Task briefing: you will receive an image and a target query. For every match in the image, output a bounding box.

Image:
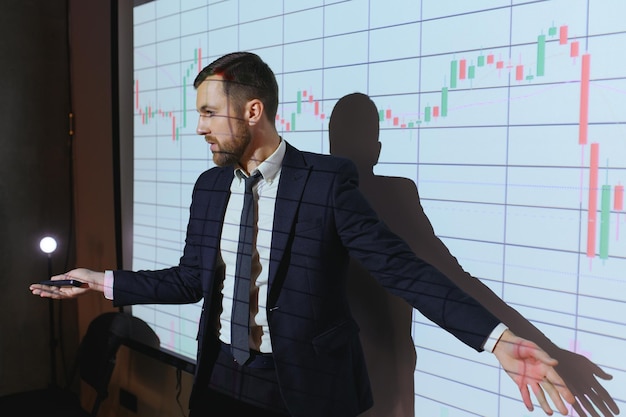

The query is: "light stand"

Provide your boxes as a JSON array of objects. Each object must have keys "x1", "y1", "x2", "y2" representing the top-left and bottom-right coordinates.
[{"x1": 40, "y1": 236, "x2": 58, "y2": 388}]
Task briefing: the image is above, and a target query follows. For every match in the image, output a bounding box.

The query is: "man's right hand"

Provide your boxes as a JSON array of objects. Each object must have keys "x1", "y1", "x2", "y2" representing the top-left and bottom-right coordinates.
[{"x1": 30, "y1": 268, "x2": 105, "y2": 299}]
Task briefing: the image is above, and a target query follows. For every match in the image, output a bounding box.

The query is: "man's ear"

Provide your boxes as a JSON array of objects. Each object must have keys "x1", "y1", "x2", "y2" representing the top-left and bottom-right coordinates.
[{"x1": 245, "y1": 99, "x2": 264, "y2": 126}]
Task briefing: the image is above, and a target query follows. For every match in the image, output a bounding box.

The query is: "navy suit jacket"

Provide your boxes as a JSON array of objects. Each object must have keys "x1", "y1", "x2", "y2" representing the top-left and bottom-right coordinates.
[{"x1": 113, "y1": 142, "x2": 500, "y2": 416}]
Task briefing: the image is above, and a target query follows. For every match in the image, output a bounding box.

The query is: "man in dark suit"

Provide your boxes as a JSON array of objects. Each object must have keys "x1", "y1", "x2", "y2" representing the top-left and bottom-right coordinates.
[{"x1": 31, "y1": 52, "x2": 575, "y2": 417}]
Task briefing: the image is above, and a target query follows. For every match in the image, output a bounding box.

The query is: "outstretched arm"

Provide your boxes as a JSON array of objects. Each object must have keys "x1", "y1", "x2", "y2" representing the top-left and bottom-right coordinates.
[
  {"x1": 29, "y1": 268, "x2": 105, "y2": 299},
  {"x1": 493, "y1": 329, "x2": 576, "y2": 415}
]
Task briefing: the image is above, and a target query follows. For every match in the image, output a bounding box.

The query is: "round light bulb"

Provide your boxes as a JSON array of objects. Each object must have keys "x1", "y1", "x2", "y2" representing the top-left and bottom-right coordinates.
[{"x1": 39, "y1": 236, "x2": 57, "y2": 254}]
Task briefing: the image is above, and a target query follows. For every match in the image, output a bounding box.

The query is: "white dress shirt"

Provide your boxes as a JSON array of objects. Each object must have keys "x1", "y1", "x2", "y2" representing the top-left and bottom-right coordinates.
[{"x1": 217, "y1": 139, "x2": 285, "y2": 353}]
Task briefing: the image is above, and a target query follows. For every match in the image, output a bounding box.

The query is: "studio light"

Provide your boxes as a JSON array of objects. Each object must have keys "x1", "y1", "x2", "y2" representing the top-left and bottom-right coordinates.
[
  {"x1": 39, "y1": 236, "x2": 57, "y2": 255},
  {"x1": 40, "y1": 235, "x2": 58, "y2": 387}
]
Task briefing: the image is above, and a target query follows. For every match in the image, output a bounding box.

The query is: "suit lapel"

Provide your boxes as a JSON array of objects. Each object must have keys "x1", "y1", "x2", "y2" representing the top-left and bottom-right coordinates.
[
  {"x1": 202, "y1": 146, "x2": 310, "y2": 307},
  {"x1": 207, "y1": 167, "x2": 233, "y2": 220},
  {"x1": 267, "y1": 143, "x2": 311, "y2": 301},
  {"x1": 200, "y1": 167, "x2": 233, "y2": 261}
]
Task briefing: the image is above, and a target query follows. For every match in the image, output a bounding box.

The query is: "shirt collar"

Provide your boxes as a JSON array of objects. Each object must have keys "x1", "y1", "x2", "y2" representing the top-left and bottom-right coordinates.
[{"x1": 234, "y1": 138, "x2": 286, "y2": 185}]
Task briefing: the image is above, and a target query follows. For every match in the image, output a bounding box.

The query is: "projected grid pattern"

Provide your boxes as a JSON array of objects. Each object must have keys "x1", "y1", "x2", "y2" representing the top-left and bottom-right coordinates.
[{"x1": 132, "y1": 1, "x2": 626, "y2": 415}]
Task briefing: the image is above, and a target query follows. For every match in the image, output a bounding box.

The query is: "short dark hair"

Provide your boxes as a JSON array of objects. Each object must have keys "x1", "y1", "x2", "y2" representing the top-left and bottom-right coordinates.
[{"x1": 194, "y1": 52, "x2": 279, "y2": 122}]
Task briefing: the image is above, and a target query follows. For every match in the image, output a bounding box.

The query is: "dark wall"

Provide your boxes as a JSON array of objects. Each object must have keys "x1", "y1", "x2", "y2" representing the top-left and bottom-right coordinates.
[
  {"x1": 0, "y1": 1, "x2": 191, "y2": 413},
  {"x1": 0, "y1": 0, "x2": 77, "y2": 395}
]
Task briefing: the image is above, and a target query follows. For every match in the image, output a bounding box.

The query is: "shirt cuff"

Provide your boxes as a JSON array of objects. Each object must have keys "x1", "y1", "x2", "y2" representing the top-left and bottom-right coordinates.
[
  {"x1": 483, "y1": 322, "x2": 508, "y2": 353},
  {"x1": 103, "y1": 270, "x2": 114, "y2": 300}
]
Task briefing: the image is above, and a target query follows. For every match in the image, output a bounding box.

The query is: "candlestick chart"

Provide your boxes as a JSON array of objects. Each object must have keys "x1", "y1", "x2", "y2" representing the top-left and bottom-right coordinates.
[{"x1": 131, "y1": 1, "x2": 626, "y2": 415}]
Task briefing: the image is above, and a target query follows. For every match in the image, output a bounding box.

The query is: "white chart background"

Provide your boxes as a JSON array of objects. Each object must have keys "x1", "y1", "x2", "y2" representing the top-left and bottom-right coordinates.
[{"x1": 131, "y1": 1, "x2": 626, "y2": 415}]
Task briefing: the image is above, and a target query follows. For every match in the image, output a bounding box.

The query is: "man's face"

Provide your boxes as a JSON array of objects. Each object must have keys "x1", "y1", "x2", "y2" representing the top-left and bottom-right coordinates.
[{"x1": 196, "y1": 75, "x2": 251, "y2": 167}]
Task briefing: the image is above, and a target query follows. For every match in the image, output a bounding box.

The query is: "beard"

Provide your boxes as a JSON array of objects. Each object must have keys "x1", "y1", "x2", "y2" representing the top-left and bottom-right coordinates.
[{"x1": 210, "y1": 119, "x2": 251, "y2": 167}]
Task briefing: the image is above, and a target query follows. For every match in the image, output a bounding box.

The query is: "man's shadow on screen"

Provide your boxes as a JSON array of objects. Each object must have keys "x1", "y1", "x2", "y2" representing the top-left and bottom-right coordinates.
[{"x1": 328, "y1": 92, "x2": 619, "y2": 417}]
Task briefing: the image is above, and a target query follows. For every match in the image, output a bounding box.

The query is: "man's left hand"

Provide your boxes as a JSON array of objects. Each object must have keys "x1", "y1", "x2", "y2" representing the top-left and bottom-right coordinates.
[{"x1": 493, "y1": 329, "x2": 576, "y2": 415}]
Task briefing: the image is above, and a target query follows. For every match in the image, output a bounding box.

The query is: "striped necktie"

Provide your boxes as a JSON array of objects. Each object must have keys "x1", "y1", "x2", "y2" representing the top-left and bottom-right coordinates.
[{"x1": 230, "y1": 172, "x2": 261, "y2": 365}]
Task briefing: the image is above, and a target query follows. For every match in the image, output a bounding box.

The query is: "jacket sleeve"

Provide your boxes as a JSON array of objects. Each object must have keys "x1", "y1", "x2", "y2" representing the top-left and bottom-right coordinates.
[
  {"x1": 111, "y1": 169, "x2": 223, "y2": 306},
  {"x1": 332, "y1": 158, "x2": 500, "y2": 351}
]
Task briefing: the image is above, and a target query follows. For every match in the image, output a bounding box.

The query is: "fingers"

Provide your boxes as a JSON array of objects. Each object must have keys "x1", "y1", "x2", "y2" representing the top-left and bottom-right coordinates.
[
  {"x1": 519, "y1": 384, "x2": 534, "y2": 412},
  {"x1": 29, "y1": 284, "x2": 64, "y2": 299},
  {"x1": 508, "y1": 345, "x2": 576, "y2": 416},
  {"x1": 548, "y1": 370, "x2": 576, "y2": 406},
  {"x1": 520, "y1": 372, "x2": 575, "y2": 416},
  {"x1": 520, "y1": 378, "x2": 564, "y2": 416},
  {"x1": 523, "y1": 343, "x2": 576, "y2": 415},
  {"x1": 30, "y1": 269, "x2": 95, "y2": 298},
  {"x1": 539, "y1": 376, "x2": 571, "y2": 416},
  {"x1": 531, "y1": 379, "x2": 553, "y2": 415},
  {"x1": 29, "y1": 273, "x2": 89, "y2": 299}
]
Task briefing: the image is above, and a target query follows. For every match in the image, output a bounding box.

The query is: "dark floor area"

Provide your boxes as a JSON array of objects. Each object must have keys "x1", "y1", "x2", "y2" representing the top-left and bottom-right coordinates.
[{"x1": 0, "y1": 387, "x2": 90, "y2": 417}]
